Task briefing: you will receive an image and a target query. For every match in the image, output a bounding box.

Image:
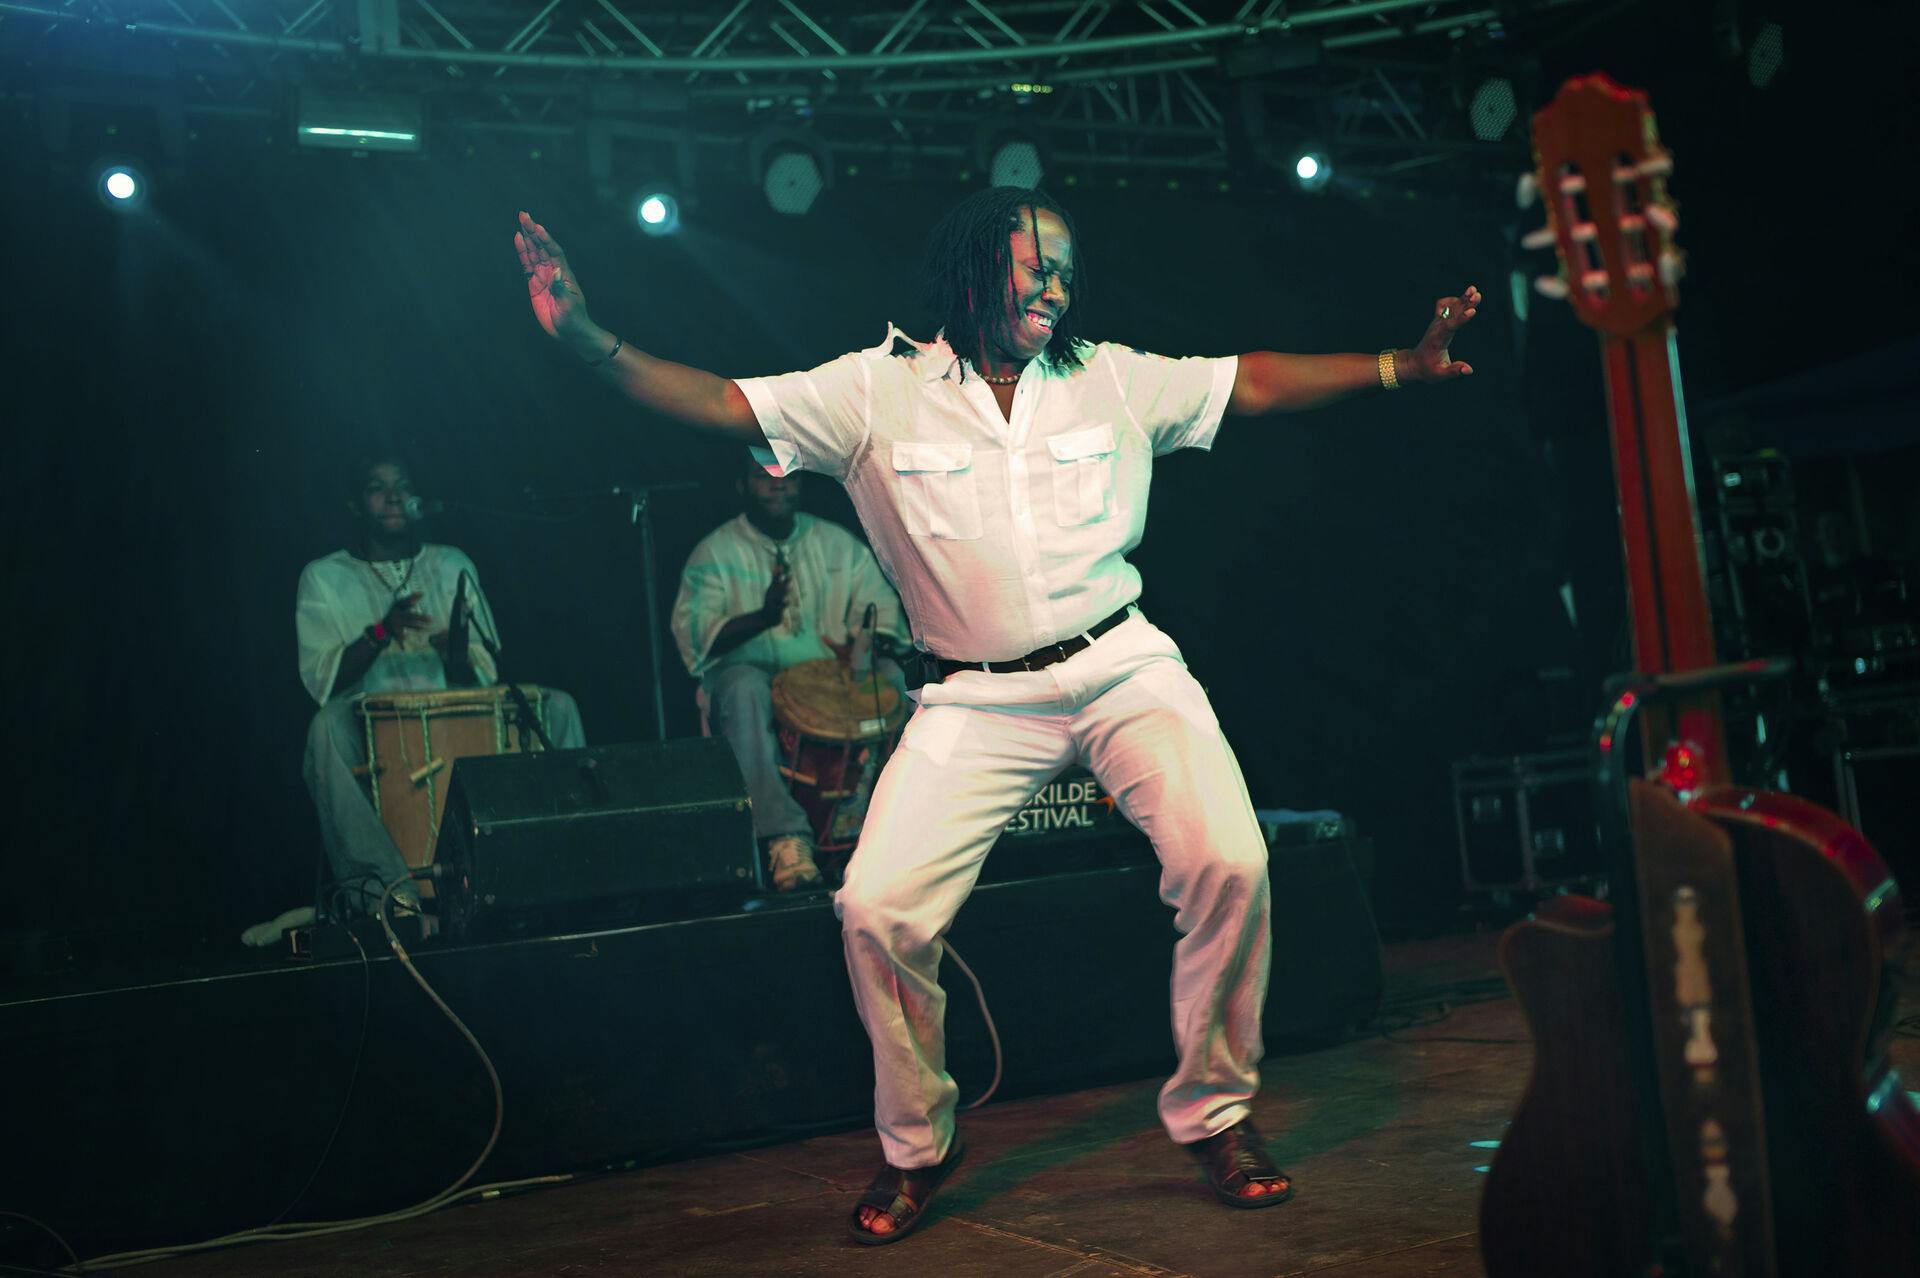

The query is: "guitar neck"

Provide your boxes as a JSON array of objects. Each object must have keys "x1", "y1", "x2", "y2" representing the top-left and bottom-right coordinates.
[{"x1": 1601, "y1": 324, "x2": 1730, "y2": 786}]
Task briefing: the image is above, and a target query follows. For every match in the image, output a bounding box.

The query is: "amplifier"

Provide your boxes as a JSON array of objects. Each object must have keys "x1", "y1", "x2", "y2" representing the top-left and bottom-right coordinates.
[
  {"x1": 1454, "y1": 749, "x2": 1602, "y2": 896},
  {"x1": 1260, "y1": 811, "x2": 1383, "y2": 1045},
  {"x1": 436, "y1": 739, "x2": 758, "y2": 936}
]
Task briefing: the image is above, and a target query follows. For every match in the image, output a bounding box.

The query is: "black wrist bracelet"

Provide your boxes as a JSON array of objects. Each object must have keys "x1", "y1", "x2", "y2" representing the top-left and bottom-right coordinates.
[{"x1": 585, "y1": 335, "x2": 623, "y2": 367}]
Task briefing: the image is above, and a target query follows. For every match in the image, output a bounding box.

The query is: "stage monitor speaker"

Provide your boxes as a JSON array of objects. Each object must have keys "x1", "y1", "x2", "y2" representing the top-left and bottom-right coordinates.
[
  {"x1": 939, "y1": 812, "x2": 1384, "y2": 1097},
  {"x1": 1263, "y1": 815, "x2": 1384, "y2": 1046},
  {"x1": 437, "y1": 738, "x2": 758, "y2": 936}
]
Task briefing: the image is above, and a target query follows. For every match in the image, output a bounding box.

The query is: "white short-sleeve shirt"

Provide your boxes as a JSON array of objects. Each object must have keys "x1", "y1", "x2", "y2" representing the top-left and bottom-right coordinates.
[
  {"x1": 670, "y1": 512, "x2": 910, "y2": 680},
  {"x1": 295, "y1": 544, "x2": 500, "y2": 705},
  {"x1": 736, "y1": 328, "x2": 1236, "y2": 662}
]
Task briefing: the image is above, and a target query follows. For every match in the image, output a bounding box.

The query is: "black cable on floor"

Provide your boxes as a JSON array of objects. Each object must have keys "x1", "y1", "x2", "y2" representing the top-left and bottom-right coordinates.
[
  {"x1": 0, "y1": 1212, "x2": 80, "y2": 1276},
  {"x1": 264, "y1": 929, "x2": 373, "y2": 1224}
]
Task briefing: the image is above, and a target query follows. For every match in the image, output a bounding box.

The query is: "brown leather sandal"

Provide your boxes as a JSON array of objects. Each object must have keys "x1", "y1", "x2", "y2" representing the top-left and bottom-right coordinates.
[
  {"x1": 847, "y1": 1139, "x2": 967, "y2": 1245},
  {"x1": 1186, "y1": 1119, "x2": 1294, "y2": 1209}
]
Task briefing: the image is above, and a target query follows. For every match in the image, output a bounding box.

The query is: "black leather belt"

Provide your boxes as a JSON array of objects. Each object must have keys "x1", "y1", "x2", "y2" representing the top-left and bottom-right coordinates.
[{"x1": 931, "y1": 607, "x2": 1134, "y2": 680}]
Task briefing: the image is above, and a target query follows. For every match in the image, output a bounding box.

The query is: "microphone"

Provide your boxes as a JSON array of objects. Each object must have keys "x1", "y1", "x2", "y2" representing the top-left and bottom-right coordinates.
[
  {"x1": 402, "y1": 496, "x2": 444, "y2": 521},
  {"x1": 852, "y1": 602, "x2": 879, "y2": 677}
]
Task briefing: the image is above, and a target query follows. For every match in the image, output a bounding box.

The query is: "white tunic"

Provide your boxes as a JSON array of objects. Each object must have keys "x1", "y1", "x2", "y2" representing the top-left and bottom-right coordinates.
[
  {"x1": 671, "y1": 512, "x2": 908, "y2": 680},
  {"x1": 295, "y1": 544, "x2": 500, "y2": 705},
  {"x1": 736, "y1": 326, "x2": 1235, "y2": 665}
]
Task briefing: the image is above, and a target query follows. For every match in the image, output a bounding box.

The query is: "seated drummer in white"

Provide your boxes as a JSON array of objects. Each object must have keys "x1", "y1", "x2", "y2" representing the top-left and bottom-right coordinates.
[
  {"x1": 296, "y1": 454, "x2": 585, "y2": 917},
  {"x1": 671, "y1": 452, "x2": 909, "y2": 891}
]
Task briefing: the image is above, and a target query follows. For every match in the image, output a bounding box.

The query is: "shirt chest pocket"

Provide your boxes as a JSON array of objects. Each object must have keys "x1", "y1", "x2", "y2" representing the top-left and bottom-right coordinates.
[
  {"x1": 1046, "y1": 424, "x2": 1119, "y2": 527},
  {"x1": 892, "y1": 441, "x2": 984, "y2": 541}
]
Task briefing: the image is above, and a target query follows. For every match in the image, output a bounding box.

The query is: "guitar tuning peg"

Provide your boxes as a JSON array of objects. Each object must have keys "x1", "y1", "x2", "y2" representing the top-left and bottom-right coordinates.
[
  {"x1": 1646, "y1": 204, "x2": 1679, "y2": 235},
  {"x1": 1534, "y1": 274, "x2": 1571, "y2": 300},
  {"x1": 1638, "y1": 149, "x2": 1674, "y2": 179},
  {"x1": 1521, "y1": 225, "x2": 1557, "y2": 251},
  {"x1": 1516, "y1": 172, "x2": 1539, "y2": 209},
  {"x1": 1659, "y1": 248, "x2": 1685, "y2": 290}
]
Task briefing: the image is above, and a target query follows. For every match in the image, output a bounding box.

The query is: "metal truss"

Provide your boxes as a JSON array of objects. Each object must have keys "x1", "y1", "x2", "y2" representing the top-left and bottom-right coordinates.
[{"x1": 0, "y1": 0, "x2": 1606, "y2": 184}]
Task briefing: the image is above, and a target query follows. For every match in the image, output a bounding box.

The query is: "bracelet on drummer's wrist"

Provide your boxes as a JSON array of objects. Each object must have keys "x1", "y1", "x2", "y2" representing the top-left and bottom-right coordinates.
[{"x1": 366, "y1": 622, "x2": 391, "y2": 648}]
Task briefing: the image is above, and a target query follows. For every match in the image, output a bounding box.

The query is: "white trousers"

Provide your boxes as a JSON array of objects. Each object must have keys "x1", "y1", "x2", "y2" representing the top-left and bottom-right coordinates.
[{"x1": 834, "y1": 613, "x2": 1271, "y2": 1170}]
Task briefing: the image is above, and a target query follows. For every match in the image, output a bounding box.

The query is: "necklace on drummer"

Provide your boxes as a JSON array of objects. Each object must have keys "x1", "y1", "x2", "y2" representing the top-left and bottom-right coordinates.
[{"x1": 367, "y1": 553, "x2": 418, "y2": 598}]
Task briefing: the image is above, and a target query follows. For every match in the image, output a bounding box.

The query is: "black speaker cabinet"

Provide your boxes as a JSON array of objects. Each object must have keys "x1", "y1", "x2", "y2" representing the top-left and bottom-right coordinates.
[
  {"x1": 437, "y1": 738, "x2": 758, "y2": 936},
  {"x1": 1263, "y1": 815, "x2": 1384, "y2": 1046}
]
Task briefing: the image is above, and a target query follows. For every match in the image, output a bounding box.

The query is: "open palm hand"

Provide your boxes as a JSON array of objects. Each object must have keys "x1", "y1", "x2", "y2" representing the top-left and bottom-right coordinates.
[{"x1": 515, "y1": 211, "x2": 591, "y2": 341}]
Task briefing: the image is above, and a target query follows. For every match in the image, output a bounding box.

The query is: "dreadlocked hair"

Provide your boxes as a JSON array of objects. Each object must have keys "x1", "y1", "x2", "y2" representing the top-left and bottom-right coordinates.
[{"x1": 920, "y1": 186, "x2": 1087, "y2": 380}]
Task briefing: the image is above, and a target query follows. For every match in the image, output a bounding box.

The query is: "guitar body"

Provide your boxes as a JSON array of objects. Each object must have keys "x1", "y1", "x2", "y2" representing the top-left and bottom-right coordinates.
[
  {"x1": 1696, "y1": 787, "x2": 1920, "y2": 1275},
  {"x1": 1485, "y1": 784, "x2": 1920, "y2": 1277},
  {"x1": 1484, "y1": 780, "x2": 1768, "y2": 1277},
  {"x1": 1480, "y1": 893, "x2": 1651, "y2": 1278}
]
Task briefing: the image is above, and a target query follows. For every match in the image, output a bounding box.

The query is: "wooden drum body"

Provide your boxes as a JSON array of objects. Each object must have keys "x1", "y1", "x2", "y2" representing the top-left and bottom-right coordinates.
[
  {"x1": 357, "y1": 686, "x2": 548, "y2": 889},
  {"x1": 770, "y1": 660, "x2": 906, "y2": 852}
]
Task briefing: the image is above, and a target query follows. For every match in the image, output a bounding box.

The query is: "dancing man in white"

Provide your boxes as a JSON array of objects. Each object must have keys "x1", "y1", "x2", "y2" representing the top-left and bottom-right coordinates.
[{"x1": 514, "y1": 188, "x2": 1479, "y2": 1242}]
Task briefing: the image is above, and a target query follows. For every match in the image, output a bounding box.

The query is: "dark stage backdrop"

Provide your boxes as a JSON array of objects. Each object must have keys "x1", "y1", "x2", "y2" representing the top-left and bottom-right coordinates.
[
  {"x1": 3, "y1": 9, "x2": 1916, "y2": 943},
  {"x1": 0, "y1": 145, "x2": 1550, "y2": 939}
]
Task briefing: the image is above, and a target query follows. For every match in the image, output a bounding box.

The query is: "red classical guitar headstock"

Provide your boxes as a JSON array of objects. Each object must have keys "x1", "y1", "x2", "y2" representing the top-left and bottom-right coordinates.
[{"x1": 1528, "y1": 73, "x2": 1683, "y2": 337}]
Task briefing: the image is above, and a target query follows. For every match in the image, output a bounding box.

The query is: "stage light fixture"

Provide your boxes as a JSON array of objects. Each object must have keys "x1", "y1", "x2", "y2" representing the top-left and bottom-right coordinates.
[
  {"x1": 763, "y1": 152, "x2": 823, "y2": 215},
  {"x1": 749, "y1": 131, "x2": 831, "y2": 216},
  {"x1": 97, "y1": 164, "x2": 146, "y2": 209},
  {"x1": 1469, "y1": 77, "x2": 1519, "y2": 142},
  {"x1": 1747, "y1": 22, "x2": 1784, "y2": 88},
  {"x1": 636, "y1": 189, "x2": 680, "y2": 236},
  {"x1": 296, "y1": 89, "x2": 422, "y2": 153},
  {"x1": 1292, "y1": 150, "x2": 1331, "y2": 193},
  {"x1": 989, "y1": 138, "x2": 1044, "y2": 189}
]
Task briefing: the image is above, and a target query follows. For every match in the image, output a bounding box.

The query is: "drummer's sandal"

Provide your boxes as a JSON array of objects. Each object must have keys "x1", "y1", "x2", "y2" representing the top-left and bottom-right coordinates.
[
  {"x1": 847, "y1": 1139, "x2": 967, "y2": 1245},
  {"x1": 1186, "y1": 1119, "x2": 1294, "y2": 1208},
  {"x1": 766, "y1": 835, "x2": 823, "y2": 892}
]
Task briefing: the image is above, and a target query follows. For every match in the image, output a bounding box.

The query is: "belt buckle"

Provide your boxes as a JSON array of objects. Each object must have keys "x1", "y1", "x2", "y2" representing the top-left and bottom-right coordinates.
[{"x1": 1026, "y1": 642, "x2": 1069, "y2": 672}]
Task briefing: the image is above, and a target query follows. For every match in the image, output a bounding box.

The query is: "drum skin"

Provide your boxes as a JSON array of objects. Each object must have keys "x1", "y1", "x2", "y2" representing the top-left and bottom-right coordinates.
[{"x1": 770, "y1": 659, "x2": 904, "y2": 742}]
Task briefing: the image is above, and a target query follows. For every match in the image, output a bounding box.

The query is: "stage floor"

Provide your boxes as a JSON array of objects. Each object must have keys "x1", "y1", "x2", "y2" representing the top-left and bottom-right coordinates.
[{"x1": 124, "y1": 929, "x2": 1920, "y2": 1278}]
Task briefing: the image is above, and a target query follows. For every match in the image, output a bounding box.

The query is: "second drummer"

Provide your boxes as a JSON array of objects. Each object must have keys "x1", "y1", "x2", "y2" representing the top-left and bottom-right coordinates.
[{"x1": 670, "y1": 452, "x2": 908, "y2": 891}]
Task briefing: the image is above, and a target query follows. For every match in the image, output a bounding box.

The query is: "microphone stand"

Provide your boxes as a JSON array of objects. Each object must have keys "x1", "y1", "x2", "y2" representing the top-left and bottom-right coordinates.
[
  {"x1": 476, "y1": 631, "x2": 557, "y2": 753},
  {"x1": 524, "y1": 480, "x2": 698, "y2": 741},
  {"x1": 450, "y1": 568, "x2": 552, "y2": 749}
]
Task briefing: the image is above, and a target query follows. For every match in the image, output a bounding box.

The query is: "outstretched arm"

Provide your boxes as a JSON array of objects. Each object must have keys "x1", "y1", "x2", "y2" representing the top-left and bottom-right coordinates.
[
  {"x1": 516, "y1": 211, "x2": 765, "y2": 444},
  {"x1": 1227, "y1": 286, "x2": 1481, "y2": 416}
]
